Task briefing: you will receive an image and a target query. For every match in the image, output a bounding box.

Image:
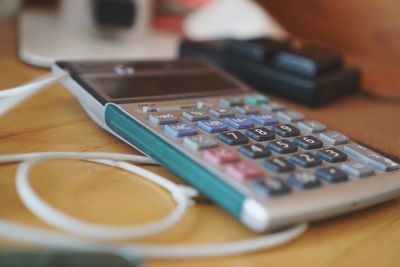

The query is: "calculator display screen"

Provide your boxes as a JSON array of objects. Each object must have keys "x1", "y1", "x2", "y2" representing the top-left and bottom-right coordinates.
[
  {"x1": 57, "y1": 60, "x2": 250, "y2": 104},
  {"x1": 83, "y1": 71, "x2": 239, "y2": 100}
]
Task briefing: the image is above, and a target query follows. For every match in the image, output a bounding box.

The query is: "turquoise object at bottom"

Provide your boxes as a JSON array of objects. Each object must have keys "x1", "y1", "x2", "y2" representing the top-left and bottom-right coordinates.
[{"x1": 105, "y1": 104, "x2": 245, "y2": 218}]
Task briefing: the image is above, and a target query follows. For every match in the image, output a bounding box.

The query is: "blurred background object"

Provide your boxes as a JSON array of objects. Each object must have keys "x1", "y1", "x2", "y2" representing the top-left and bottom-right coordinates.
[
  {"x1": 18, "y1": 0, "x2": 180, "y2": 67},
  {"x1": 18, "y1": 0, "x2": 282, "y2": 68},
  {"x1": 0, "y1": 0, "x2": 22, "y2": 18},
  {"x1": 256, "y1": 0, "x2": 400, "y2": 99},
  {"x1": 183, "y1": 0, "x2": 288, "y2": 41}
]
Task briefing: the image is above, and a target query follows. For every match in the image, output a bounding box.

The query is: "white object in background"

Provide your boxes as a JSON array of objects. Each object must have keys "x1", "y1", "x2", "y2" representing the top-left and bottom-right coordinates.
[
  {"x1": 183, "y1": 0, "x2": 289, "y2": 41},
  {"x1": 18, "y1": 0, "x2": 180, "y2": 68}
]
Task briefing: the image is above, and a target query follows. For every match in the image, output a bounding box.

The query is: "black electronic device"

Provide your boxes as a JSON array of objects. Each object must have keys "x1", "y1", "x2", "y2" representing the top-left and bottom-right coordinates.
[{"x1": 179, "y1": 38, "x2": 361, "y2": 106}]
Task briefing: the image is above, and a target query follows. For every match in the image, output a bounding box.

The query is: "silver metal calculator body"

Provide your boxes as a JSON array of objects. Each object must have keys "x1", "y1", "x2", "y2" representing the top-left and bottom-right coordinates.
[{"x1": 53, "y1": 59, "x2": 400, "y2": 232}]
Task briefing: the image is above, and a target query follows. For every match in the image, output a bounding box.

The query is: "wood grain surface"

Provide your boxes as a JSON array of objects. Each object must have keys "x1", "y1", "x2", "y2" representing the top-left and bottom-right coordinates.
[{"x1": 1, "y1": 18, "x2": 400, "y2": 267}]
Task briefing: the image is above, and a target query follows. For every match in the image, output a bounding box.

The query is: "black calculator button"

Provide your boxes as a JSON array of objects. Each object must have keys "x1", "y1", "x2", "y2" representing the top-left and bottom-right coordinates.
[
  {"x1": 294, "y1": 135, "x2": 323, "y2": 150},
  {"x1": 272, "y1": 124, "x2": 300, "y2": 137},
  {"x1": 263, "y1": 157, "x2": 295, "y2": 173},
  {"x1": 290, "y1": 152, "x2": 322, "y2": 168},
  {"x1": 315, "y1": 167, "x2": 348, "y2": 183},
  {"x1": 287, "y1": 172, "x2": 321, "y2": 189},
  {"x1": 246, "y1": 127, "x2": 275, "y2": 141},
  {"x1": 316, "y1": 147, "x2": 348, "y2": 163},
  {"x1": 252, "y1": 178, "x2": 291, "y2": 197},
  {"x1": 239, "y1": 144, "x2": 271, "y2": 159},
  {"x1": 267, "y1": 139, "x2": 298, "y2": 154},
  {"x1": 218, "y1": 131, "x2": 249, "y2": 145}
]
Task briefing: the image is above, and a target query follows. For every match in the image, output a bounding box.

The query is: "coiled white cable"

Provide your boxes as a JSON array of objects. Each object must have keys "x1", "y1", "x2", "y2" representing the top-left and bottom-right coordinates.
[{"x1": 0, "y1": 72, "x2": 308, "y2": 259}]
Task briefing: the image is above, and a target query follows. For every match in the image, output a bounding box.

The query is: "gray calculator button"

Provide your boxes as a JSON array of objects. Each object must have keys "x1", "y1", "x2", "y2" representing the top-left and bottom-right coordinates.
[
  {"x1": 277, "y1": 110, "x2": 304, "y2": 122},
  {"x1": 142, "y1": 106, "x2": 158, "y2": 112},
  {"x1": 182, "y1": 110, "x2": 210, "y2": 121},
  {"x1": 343, "y1": 143, "x2": 400, "y2": 172},
  {"x1": 341, "y1": 162, "x2": 374, "y2": 177},
  {"x1": 210, "y1": 108, "x2": 235, "y2": 118},
  {"x1": 149, "y1": 113, "x2": 177, "y2": 125},
  {"x1": 219, "y1": 97, "x2": 244, "y2": 108},
  {"x1": 298, "y1": 120, "x2": 326, "y2": 134},
  {"x1": 319, "y1": 131, "x2": 349, "y2": 145},
  {"x1": 184, "y1": 135, "x2": 217, "y2": 151},
  {"x1": 235, "y1": 105, "x2": 260, "y2": 115},
  {"x1": 262, "y1": 102, "x2": 285, "y2": 112}
]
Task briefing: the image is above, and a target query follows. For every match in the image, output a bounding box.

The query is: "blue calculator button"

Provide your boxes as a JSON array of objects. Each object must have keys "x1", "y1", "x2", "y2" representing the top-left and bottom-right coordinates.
[
  {"x1": 224, "y1": 116, "x2": 254, "y2": 129},
  {"x1": 250, "y1": 113, "x2": 278, "y2": 126},
  {"x1": 197, "y1": 120, "x2": 228, "y2": 133},
  {"x1": 164, "y1": 123, "x2": 197, "y2": 137}
]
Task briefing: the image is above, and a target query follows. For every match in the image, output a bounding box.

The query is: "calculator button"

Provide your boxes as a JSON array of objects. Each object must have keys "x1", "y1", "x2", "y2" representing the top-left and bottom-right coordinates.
[
  {"x1": 298, "y1": 120, "x2": 326, "y2": 134},
  {"x1": 267, "y1": 139, "x2": 298, "y2": 154},
  {"x1": 293, "y1": 135, "x2": 323, "y2": 150},
  {"x1": 340, "y1": 162, "x2": 374, "y2": 177},
  {"x1": 245, "y1": 94, "x2": 269, "y2": 105},
  {"x1": 226, "y1": 161, "x2": 263, "y2": 180},
  {"x1": 252, "y1": 178, "x2": 291, "y2": 197},
  {"x1": 246, "y1": 127, "x2": 275, "y2": 141},
  {"x1": 164, "y1": 123, "x2": 197, "y2": 137},
  {"x1": 220, "y1": 97, "x2": 244, "y2": 108},
  {"x1": 184, "y1": 135, "x2": 217, "y2": 151},
  {"x1": 210, "y1": 108, "x2": 235, "y2": 118},
  {"x1": 149, "y1": 113, "x2": 178, "y2": 125},
  {"x1": 203, "y1": 147, "x2": 239, "y2": 165},
  {"x1": 239, "y1": 144, "x2": 271, "y2": 159},
  {"x1": 142, "y1": 106, "x2": 158, "y2": 112},
  {"x1": 272, "y1": 124, "x2": 300, "y2": 137},
  {"x1": 343, "y1": 143, "x2": 400, "y2": 172},
  {"x1": 250, "y1": 113, "x2": 278, "y2": 126},
  {"x1": 315, "y1": 167, "x2": 348, "y2": 183},
  {"x1": 218, "y1": 131, "x2": 249, "y2": 145},
  {"x1": 316, "y1": 147, "x2": 348, "y2": 163},
  {"x1": 319, "y1": 131, "x2": 349, "y2": 145},
  {"x1": 262, "y1": 102, "x2": 285, "y2": 112},
  {"x1": 277, "y1": 110, "x2": 304, "y2": 122},
  {"x1": 182, "y1": 110, "x2": 210, "y2": 121},
  {"x1": 263, "y1": 157, "x2": 295, "y2": 173},
  {"x1": 287, "y1": 172, "x2": 321, "y2": 189},
  {"x1": 235, "y1": 105, "x2": 260, "y2": 115},
  {"x1": 290, "y1": 152, "x2": 322, "y2": 168},
  {"x1": 224, "y1": 116, "x2": 254, "y2": 129},
  {"x1": 197, "y1": 120, "x2": 228, "y2": 133}
]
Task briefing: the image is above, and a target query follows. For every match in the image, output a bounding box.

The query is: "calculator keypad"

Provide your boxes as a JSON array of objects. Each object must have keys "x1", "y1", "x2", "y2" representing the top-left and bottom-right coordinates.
[{"x1": 136, "y1": 93, "x2": 399, "y2": 201}]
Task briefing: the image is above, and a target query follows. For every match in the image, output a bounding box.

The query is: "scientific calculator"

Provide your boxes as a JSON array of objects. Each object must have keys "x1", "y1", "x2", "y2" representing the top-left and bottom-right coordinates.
[{"x1": 53, "y1": 59, "x2": 400, "y2": 232}]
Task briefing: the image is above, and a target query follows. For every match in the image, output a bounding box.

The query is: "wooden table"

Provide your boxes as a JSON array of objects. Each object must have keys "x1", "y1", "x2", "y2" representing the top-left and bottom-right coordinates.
[{"x1": 1, "y1": 19, "x2": 400, "y2": 267}]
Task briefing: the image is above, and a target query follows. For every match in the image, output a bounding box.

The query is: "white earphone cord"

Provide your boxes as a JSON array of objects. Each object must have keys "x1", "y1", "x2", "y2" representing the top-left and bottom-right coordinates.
[{"x1": 0, "y1": 73, "x2": 308, "y2": 259}]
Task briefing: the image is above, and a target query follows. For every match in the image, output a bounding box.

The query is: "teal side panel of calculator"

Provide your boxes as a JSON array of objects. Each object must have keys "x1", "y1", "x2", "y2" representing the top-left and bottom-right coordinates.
[{"x1": 104, "y1": 104, "x2": 246, "y2": 218}]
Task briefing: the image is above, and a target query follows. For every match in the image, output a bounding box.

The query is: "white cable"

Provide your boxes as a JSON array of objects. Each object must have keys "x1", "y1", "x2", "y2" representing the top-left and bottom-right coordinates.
[
  {"x1": 0, "y1": 72, "x2": 68, "y2": 98},
  {"x1": 0, "y1": 218, "x2": 307, "y2": 259},
  {"x1": 0, "y1": 72, "x2": 68, "y2": 117},
  {"x1": 13, "y1": 155, "x2": 195, "y2": 240}
]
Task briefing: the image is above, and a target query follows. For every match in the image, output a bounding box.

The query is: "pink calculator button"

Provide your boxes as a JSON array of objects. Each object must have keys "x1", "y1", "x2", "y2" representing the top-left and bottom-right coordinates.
[
  {"x1": 203, "y1": 147, "x2": 239, "y2": 165},
  {"x1": 225, "y1": 161, "x2": 263, "y2": 180}
]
